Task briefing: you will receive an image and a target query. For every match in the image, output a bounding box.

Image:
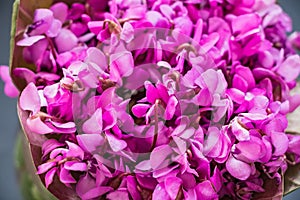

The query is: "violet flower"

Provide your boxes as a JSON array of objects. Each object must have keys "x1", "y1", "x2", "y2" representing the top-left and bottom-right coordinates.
[{"x1": 7, "y1": 0, "x2": 300, "y2": 199}]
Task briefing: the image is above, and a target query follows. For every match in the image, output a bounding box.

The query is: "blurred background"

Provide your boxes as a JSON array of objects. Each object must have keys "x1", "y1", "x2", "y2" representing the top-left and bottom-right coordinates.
[{"x1": 0, "y1": 0, "x2": 300, "y2": 199}]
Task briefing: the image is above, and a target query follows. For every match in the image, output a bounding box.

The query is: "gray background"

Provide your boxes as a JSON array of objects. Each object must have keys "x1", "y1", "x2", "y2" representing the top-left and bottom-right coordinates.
[{"x1": 0, "y1": 0, "x2": 299, "y2": 199}]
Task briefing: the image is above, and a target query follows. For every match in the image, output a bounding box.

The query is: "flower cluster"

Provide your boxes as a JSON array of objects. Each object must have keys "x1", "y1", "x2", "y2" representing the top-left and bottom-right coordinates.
[{"x1": 3, "y1": 0, "x2": 300, "y2": 199}]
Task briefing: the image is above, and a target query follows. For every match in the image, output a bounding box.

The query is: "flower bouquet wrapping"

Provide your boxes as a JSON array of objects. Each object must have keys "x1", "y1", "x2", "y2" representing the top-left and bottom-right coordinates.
[{"x1": 3, "y1": 0, "x2": 300, "y2": 199}]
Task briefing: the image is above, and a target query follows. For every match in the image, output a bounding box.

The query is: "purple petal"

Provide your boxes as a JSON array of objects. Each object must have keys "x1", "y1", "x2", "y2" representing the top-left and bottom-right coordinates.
[
  {"x1": 0, "y1": 66, "x2": 19, "y2": 98},
  {"x1": 82, "y1": 187, "x2": 113, "y2": 200},
  {"x1": 145, "y1": 81, "x2": 159, "y2": 104},
  {"x1": 226, "y1": 88, "x2": 245, "y2": 104},
  {"x1": 165, "y1": 95, "x2": 178, "y2": 120},
  {"x1": 232, "y1": 14, "x2": 261, "y2": 39},
  {"x1": 20, "y1": 82, "x2": 41, "y2": 114},
  {"x1": 110, "y1": 51, "x2": 134, "y2": 81},
  {"x1": 82, "y1": 108, "x2": 103, "y2": 134},
  {"x1": 31, "y1": 9, "x2": 54, "y2": 35},
  {"x1": 103, "y1": 109, "x2": 117, "y2": 130},
  {"x1": 232, "y1": 74, "x2": 248, "y2": 92},
  {"x1": 150, "y1": 145, "x2": 173, "y2": 169},
  {"x1": 132, "y1": 104, "x2": 151, "y2": 118},
  {"x1": 226, "y1": 155, "x2": 251, "y2": 180},
  {"x1": 37, "y1": 162, "x2": 56, "y2": 174},
  {"x1": 235, "y1": 137, "x2": 264, "y2": 162},
  {"x1": 287, "y1": 135, "x2": 300, "y2": 155},
  {"x1": 121, "y1": 22, "x2": 134, "y2": 43},
  {"x1": 50, "y1": 2, "x2": 68, "y2": 22},
  {"x1": 47, "y1": 19, "x2": 62, "y2": 37},
  {"x1": 193, "y1": 88, "x2": 213, "y2": 106},
  {"x1": 17, "y1": 35, "x2": 46, "y2": 46},
  {"x1": 59, "y1": 167, "x2": 76, "y2": 184},
  {"x1": 271, "y1": 132, "x2": 289, "y2": 156},
  {"x1": 195, "y1": 180, "x2": 218, "y2": 199},
  {"x1": 66, "y1": 141, "x2": 85, "y2": 160},
  {"x1": 277, "y1": 55, "x2": 300, "y2": 82},
  {"x1": 135, "y1": 160, "x2": 152, "y2": 171},
  {"x1": 45, "y1": 167, "x2": 57, "y2": 188},
  {"x1": 106, "y1": 133, "x2": 127, "y2": 152},
  {"x1": 55, "y1": 29, "x2": 78, "y2": 53},
  {"x1": 165, "y1": 177, "x2": 182, "y2": 199},
  {"x1": 64, "y1": 161, "x2": 87, "y2": 171},
  {"x1": 88, "y1": 21, "x2": 104, "y2": 35},
  {"x1": 127, "y1": 176, "x2": 142, "y2": 200},
  {"x1": 27, "y1": 117, "x2": 53, "y2": 134},
  {"x1": 77, "y1": 134, "x2": 104, "y2": 153},
  {"x1": 231, "y1": 118, "x2": 250, "y2": 141},
  {"x1": 152, "y1": 183, "x2": 170, "y2": 200},
  {"x1": 85, "y1": 47, "x2": 107, "y2": 71},
  {"x1": 107, "y1": 190, "x2": 129, "y2": 200},
  {"x1": 210, "y1": 167, "x2": 222, "y2": 192},
  {"x1": 203, "y1": 127, "x2": 222, "y2": 157},
  {"x1": 42, "y1": 139, "x2": 64, "y2": 156}
]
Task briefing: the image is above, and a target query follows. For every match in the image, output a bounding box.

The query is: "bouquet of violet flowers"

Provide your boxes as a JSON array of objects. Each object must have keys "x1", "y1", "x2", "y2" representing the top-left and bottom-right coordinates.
[{"x1": 2, "y1": 0, "x2": 300, "y2": 199}]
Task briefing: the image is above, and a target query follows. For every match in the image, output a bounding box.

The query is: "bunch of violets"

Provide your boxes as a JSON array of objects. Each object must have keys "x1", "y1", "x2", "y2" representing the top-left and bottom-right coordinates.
[{"x1": 2, "y1": 0, "x2": 300, "y2": 199}]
